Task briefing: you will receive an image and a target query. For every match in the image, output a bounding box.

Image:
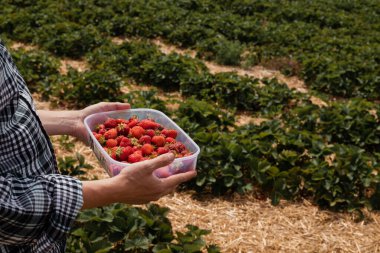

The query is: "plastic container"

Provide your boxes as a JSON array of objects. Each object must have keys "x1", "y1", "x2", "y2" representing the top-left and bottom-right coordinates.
[{"x1": 84, "y1": 108, "x2": 200, "y2": 178}]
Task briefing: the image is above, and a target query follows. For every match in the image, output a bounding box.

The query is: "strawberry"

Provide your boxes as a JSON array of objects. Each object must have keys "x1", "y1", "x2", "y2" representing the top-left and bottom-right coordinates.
[
  {"x1": 138, "y1": 119, "x2": 160, "y2": 130},
  {"x1": 166, "y1": 137, "x2": 176, "y2": 143},
  {"x1": 162, "y1": 129, "x2": 177, "y2": 138},
  {"x1": 94, "y1": 132, "x2": 102, "y2": 140},
  {"x1": 181, "y1": 150, "x2": 192, "y2": 157},
  {"x1": 119, "y1": 137, "x2": 131, "y2": 147},
  {"x1": 134, "y1": 149, "x2": 143, "y2": 156},
  {"x1": 119, "y1": 146, "x2": 133, "y2": 161},
  {"x1": 169, "y1": 142, "x2": 186, "y2": 153},
  {"x1": 167, "y1": 129, "x2": 178, "y2": 138},
  {"x1": 141, "y1": 144, "x2": 154, "y2": 156},
  {"x1": 104, "y1": 118, "x2": 118, "y2": 128},
  {"x1": 98, "y1": 128, "x2": 106, "y2": 135},
  {"x1": 116, "y1": 135, "x2": 124, "y2": 144},
  {"x1": 104, "y1": 128, "x2": 117, "y2": 139},
  {"x1": 130, "y1": 126, "x2": 145, "y2": 139},
  {"x1": 157, "y1": 147, "x2": 169, "y2": 155},
  {"x1": 145, "y1": 129, "x2": 155, "y2": 137},
  {"x1": 107, "y1": 147, "x2": 119, "y2": 160},
  {"x1": 117, "y1": 118, "x2": 129, "y2": 124},
  {"x1": 106, "y1": 138, "x2": 118, "y2": 148},
  {"x1": 95, "y1": 134, "x2": 106, "y2": 145},
  {"x1": 152, "y1": 135, "x2": 166, "y2": 147},
  {"x1": 117, "y1": 123, "x2": 129, "y2": 135},
  {"x1": 127, "y1": 117, "x2": 139, "y2": 128},
  {"x1": 128, "y1": 152, "x2": 143, "y2": 163},
  {"x1": 138, "y1": 135, "x2": 151, "y2": 144},
  {"x1": 95, "y1": 124, "x2": 105, "y2": 132}
]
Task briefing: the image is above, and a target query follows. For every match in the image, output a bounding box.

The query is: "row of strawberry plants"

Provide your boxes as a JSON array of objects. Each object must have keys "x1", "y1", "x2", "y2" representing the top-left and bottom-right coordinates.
[
  {"x1": 2, "y1": 0, "x2": 379, "y2": 98},
  {"x1": 9, "y1": 41, "x2": 301, "y2": 116},
  {"x1": 87, "y1": 40, "x2": 302, "y2": 115}
]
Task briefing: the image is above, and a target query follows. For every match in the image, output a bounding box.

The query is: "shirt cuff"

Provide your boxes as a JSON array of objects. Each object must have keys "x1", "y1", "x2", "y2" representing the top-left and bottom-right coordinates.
[{"x1": 40, "y1": 174, "x2": 83, "y2": 241}]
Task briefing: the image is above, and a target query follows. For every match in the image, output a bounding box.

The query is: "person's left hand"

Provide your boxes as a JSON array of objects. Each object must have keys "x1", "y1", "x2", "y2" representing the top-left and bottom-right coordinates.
[{"x1": 75, "y1": 102, "x2": 130, "y2": 144}]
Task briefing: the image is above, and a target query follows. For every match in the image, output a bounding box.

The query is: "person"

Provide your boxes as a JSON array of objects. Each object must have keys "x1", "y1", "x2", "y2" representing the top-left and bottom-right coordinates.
[{"x1": 0, "y1": 40, "x2": 197, "y2": 252}]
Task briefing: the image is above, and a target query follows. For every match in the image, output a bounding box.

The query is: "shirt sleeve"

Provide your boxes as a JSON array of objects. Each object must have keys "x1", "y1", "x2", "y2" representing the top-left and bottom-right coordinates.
[
  {"x1": 0, "y1": 173, "x2": 83, "y2": 246},
  {"x1": 0, "y1": 42, "x2": 18, "y2": 112}
]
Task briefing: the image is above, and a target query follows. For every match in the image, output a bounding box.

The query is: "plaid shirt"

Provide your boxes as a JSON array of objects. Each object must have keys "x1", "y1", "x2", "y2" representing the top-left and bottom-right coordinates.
[{"x1": 0, "y1": 41, "x2": 83, "y2": 252}]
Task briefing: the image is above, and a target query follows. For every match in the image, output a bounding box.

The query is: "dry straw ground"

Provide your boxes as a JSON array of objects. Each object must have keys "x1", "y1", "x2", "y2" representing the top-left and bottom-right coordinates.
[{"x1": 29, "y1": 38, "x2": 380, "y2": 252}]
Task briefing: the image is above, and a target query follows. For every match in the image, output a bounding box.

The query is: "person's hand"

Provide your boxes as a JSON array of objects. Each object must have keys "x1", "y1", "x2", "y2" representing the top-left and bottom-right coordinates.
[
  {"x1": 81, "y1": 153, "x2": 197, "y2": 209},
  {"x1": 75, "y1": 102, "x2": 130, "y2": 144}
]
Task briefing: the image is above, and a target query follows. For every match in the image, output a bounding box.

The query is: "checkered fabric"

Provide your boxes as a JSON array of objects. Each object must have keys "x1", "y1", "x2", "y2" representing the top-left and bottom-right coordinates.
[{"x1": 0, "y1": 40, "x2": 83, "y2": 252}]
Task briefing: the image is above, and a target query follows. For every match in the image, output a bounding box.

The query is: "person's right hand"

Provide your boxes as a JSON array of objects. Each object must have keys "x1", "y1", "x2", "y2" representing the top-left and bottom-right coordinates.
[{"x1": 81, "y1": 153, "x2": 197, "y2": 209}]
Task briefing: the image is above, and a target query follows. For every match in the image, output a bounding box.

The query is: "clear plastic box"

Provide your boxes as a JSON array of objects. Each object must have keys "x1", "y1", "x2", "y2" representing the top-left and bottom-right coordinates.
[{"x1": 84, "y1": 108, "x2": 200, "y2": 178}]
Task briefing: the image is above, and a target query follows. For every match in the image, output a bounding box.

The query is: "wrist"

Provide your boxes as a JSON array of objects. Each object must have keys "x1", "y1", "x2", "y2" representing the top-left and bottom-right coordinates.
[{"x1": 81, "y1": 178, "x2": 118, "y2": 209}]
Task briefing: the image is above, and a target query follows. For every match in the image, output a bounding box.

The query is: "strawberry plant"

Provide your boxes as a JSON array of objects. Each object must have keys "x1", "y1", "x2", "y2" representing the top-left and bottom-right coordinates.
[
  {"x1": 10, "y1": 48, "x2": 60, "y2": 96},
  {"x1": 51, "y1": 68, "x2": 123, "y2": 108},
  {"x1": 66, "y1": 203, "x2": 220, "y2": 253},
  {"x1": 57, "y1": 153, "x2": 94, "y2": 180}
]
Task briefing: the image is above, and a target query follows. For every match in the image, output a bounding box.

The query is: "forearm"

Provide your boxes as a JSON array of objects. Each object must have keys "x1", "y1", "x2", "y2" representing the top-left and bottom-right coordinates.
[{"x1": 37, "y1": 110, "x2": 81, "y2": 137}]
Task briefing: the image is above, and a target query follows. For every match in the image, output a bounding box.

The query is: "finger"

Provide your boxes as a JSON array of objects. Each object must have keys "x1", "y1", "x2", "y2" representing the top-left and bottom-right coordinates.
[
  {"x1": 101, "y1": 102, "x2": 131, "y2": 111},
  {"x1": 163, "y1": 170, "x2": 197, "y2": 188},
  {"x1": 130, "y1": 153, "x2": 175, "y2": 175}
]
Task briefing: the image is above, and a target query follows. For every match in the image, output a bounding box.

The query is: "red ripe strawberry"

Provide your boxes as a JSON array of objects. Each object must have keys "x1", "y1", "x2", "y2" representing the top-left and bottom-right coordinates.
[
  {"x1": 181, "y1": 150, "x2": 191, "y2": 157},
  {"x1": 127, "y1": 117, "x2": 139, "y2": 128},
  {"x1": 152, "y1": 135, "x2": 166, "y2": 147},
  {"x1": 117, "y1": 118, "x2": 129, "y2": 124},
  {"x1": 162, "y1": 129, "x2": 177, "y2": 138},
  {"x1": 98, "y1": 128, "x2": 106, "y2": 135},
  {"x1": 141, "y1": 144, "x2": 154, "y2": 156},
  {"x1": 166, "y1": 137, "x2": 176, "y2": 143},
  {"x1": 139, "y1": 135, "x2": 151, "y2": 144},
  {"x1": 128, "y1": 152, "x2": 143, "y2": 163},
  {"x1": 95, "y1": 124, "x2": 105, "y2": 132},
  {"x1": 94, "y1": 132, "x2": 102, "y2": 139},
  {"x1": 107, "y1": 147, "x2": 119, "y2": 160},
  {"x1": 116, "y1": 135, "x2": 124, "y2": 144},
  {"x1": 145, "y1": 129, "x2": 155, "y2": 137},
  {"x1": 138, "y1": 119, "x2": 161, "y2": 130},
  {"x1": 166, "y1": 129, "x2": 177, "y2": 138},
  {"x1": 134, "y1": 149, "x2": 143, "y2": 156},
  {"x1": 106, "y1": 139, "x2": 118, "y2": 148},
  {"x1": 95, "y1": 134, "x2": 106, "y2": 145},
  {"x1": 169, "y1": 142, "x2": 186, "y2": 153},
  {"x1": 157, "y1": 147, "x2": 169, "y2": 155},
  {"x1": 117, "y1": 123, "x2": 130, "y2": 135},
  {"x1": 104, "y1": 128, "x2": 117, "y2": 139},
  {"x1": 130, "y1": 126, "x2": 145, "y2": 139},
  {"x1": 119, "y1": 146, "x2": 133, "y2": 161},
  {"x1": 104, "y1": 118, "x2": 118, "y2": 128},
  {"x1": 119, "y1": 137, "x2": 131, "y2": 147}
]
